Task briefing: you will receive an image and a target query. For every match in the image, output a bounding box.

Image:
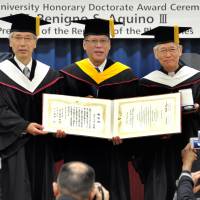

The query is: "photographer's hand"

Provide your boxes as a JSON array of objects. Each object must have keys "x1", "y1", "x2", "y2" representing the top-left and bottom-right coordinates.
[
  {"x1": 192, "y1": 171, "x2": 200, "y2": 193},
  {"x1": 181, "y1": 143, "x2": 197, "y2": 171},
  {"x1": 89, "y1": 182, "x2": 109, "y2": 200}
]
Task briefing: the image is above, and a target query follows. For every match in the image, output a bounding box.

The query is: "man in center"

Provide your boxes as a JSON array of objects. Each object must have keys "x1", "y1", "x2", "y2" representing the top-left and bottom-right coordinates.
[{"x1": 60, "y1": 18, "x2": 139, "y2": 200}]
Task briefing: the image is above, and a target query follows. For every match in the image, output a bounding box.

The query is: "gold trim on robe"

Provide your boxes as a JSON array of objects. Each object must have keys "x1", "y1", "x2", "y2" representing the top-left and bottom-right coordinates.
[{"x1": 75, "y1": 59, "x2": 130, "y2": 84}]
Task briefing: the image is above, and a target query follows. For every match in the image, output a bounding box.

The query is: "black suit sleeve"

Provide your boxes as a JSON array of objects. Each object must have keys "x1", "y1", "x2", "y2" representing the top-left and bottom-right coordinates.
[{"x1": 177, "y1": 175, "x2": 195, "y2": 200}]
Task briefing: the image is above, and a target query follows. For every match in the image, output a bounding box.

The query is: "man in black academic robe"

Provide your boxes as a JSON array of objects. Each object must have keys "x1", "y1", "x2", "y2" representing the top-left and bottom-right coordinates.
[
  {"x1": 133, "y1": 26, "x2": 200, "y2": 200},
  {"x1": 0, "y1": 14, "x2": 64, "y2": 200},
  {"x1": 0, "y1": 59, "x2": 63, "y2": 200},
  {"x1": 61, "y1": 58, "x2": 138, "y2": 200},
  {"x1": 60, "y1": 18, "x2": 138, "y2": 200},
  {"x1": 137, "y1": 62, "x2": 200, "y2": 200}
]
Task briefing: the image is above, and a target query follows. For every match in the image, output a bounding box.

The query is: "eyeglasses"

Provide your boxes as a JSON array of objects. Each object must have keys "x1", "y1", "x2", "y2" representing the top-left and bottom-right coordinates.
[
  {"x1": 12, "y1": 36, "x2": 36, "y2": 43},
  {"x1": 157, "y1": 47, "x2": 179, "y2": 55},
  {"x1": 85, "y1": 39, "x2": 109, "y2": 46}
]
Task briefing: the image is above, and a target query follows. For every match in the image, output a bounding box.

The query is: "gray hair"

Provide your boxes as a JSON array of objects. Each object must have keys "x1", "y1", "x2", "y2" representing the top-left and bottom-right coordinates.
[
  {"x1": 9, "y1": 32, "x2": 37, "y2": 41},
  {"x1": 153, "y1": 43, "x2": 182, "y2": 52}
]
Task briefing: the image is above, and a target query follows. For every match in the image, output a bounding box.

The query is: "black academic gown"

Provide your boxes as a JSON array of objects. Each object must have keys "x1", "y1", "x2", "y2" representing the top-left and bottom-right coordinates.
[
  {"x1": 60, "y1": 58, "x2": 138, "y2": 200},
  {"x1": 133, "y1": 65, "x2": 200, "y2": 200},
  {"x1": 0, "y1": 59, "x2": 63, "y2": 200}
]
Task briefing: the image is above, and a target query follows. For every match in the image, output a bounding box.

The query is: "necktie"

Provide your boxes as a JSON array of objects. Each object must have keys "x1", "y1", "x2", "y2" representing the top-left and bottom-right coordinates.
[
  {"x1": 23, "y1": 66, "x2": 30, "y2": 78},
  {"x1": 95, "y1": 67, "x2": 101, "y2": 72}
]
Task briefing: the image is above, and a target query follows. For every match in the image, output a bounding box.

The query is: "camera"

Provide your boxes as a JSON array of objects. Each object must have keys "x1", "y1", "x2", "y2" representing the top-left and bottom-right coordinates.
[{"x1": 190, "y1": 137, "x2": 200, "y2": 149}]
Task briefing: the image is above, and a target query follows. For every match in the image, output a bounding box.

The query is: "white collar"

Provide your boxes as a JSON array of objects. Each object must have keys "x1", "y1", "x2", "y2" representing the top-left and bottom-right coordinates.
[
  {"x1": 0, "y1": 59, "x2": 50, "y2": 92},
  {"x1": 168, "y1": 72, "x2": 175, "y2": 77},
  {"x1": 88, "y1": 58, "x2": 107, "y2": 72},
  {"x1": 14, "y1": 56, "x2": 32, "y2": 71}
]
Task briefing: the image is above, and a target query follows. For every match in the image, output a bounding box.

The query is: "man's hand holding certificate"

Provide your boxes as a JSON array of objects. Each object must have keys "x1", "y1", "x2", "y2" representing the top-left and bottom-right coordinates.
[{"x1": 42, "y1": 93, "x2": 181, "y2": 139}]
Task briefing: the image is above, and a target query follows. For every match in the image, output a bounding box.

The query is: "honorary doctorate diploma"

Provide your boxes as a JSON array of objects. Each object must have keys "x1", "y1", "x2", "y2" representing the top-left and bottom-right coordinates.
[{"x1": 42, "y1": 93, "x2": 181, "y2": 138}]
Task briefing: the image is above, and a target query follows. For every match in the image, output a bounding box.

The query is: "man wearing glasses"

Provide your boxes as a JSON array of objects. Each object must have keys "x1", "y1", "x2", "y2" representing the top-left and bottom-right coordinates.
[
  {"x1": 133, "y1": 26, "x2": 200, "y2": 200},
  {"x1": 0, "y1": 14, "x2": 64, "y2": 200},
  {"x1": 60, "y1": 18, "x2": 138, "y2": 200}
]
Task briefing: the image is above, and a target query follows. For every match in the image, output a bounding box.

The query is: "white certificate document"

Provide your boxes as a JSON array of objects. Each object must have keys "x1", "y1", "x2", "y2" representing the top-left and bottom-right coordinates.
[
  {"x1": 42, "y1": 93, "x2": 181, "y2": 138},
  {"x1": 112, "y1": 93, "x2": 181, "y2": 138},
  {"x1": 43, "y1": 94, "x2": 112, "y2": 138}
]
